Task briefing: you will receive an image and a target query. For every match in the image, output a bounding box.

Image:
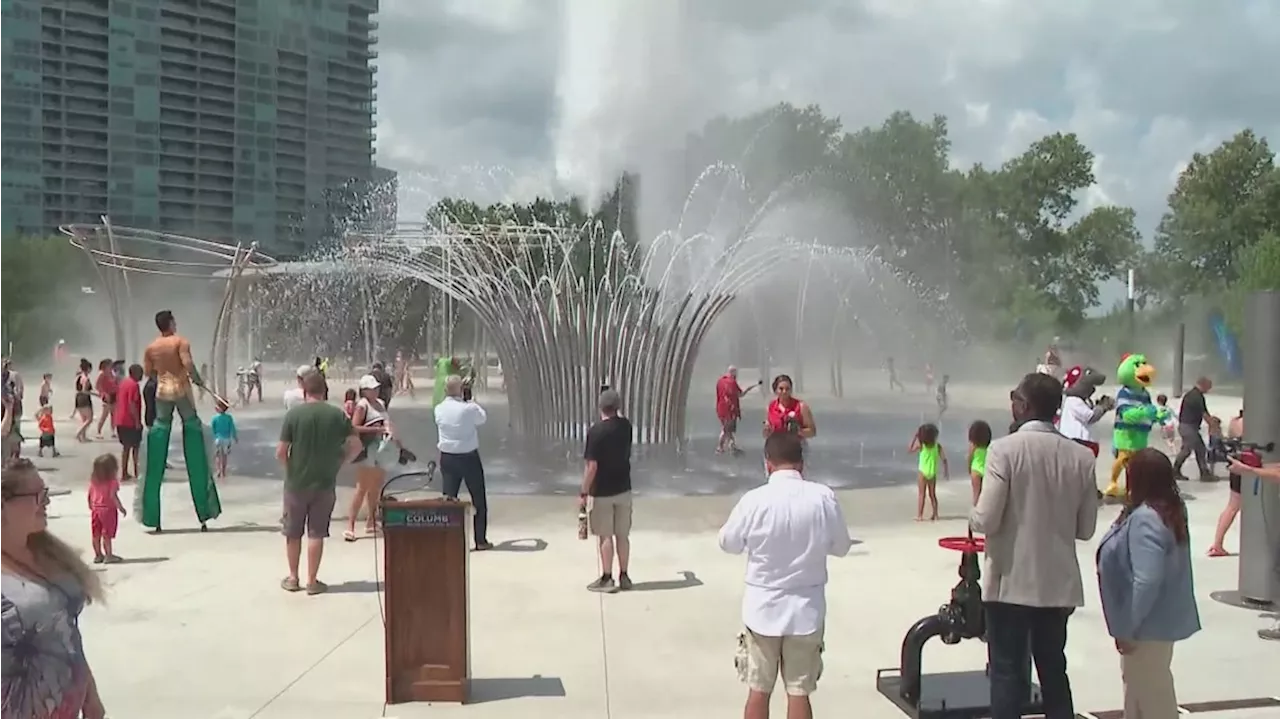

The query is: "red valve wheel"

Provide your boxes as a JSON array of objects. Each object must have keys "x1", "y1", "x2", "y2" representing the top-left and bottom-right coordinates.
[{"x1": 938, "y1": 536, "x2": 985, "y2": 552}]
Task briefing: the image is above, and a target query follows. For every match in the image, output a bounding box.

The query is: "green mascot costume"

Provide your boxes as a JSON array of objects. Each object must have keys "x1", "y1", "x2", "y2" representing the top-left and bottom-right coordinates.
[
  {"x1": 137, "y1": 310, "x2": 222, "y2": 532},
  {"x1": 1104, "y1": 352, "x2": 1159, "y2": 499}
]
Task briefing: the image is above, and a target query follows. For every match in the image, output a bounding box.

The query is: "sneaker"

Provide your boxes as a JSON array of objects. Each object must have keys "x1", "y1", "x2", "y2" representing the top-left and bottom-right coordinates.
[
  {"x1": 92, "y1": 555, "x2": 104, "y2": 564},
  {"x1": 103, "y1": 554, "x2": 123, "y2": 564},
  {"x1": 1259, "y1": 623, "x2": 1280, "y2": 641},
  {"x1": 617, "y1": 573, "x2": 633, "y2": 591},
  {"x1": 587, "y1": 575, "x2": 617, "y2": 593}
]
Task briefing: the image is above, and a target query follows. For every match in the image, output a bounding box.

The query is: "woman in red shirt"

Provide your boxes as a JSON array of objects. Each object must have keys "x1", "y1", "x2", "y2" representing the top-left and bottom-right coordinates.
[
  {"x1": 94, "y1": 358, "x2": 118, "y2": 439},
  {"x1": 762, "y1": 374, "x2": 816, "y2": 439}
]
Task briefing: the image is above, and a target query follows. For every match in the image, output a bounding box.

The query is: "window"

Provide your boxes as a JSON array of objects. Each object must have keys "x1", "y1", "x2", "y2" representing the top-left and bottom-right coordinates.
[
  {"x1": 136, "y1": 73, "x2": 158, "y2": 86},
  {"x1": 135, "y1": 40, "x2": 159, "y2": 55}
]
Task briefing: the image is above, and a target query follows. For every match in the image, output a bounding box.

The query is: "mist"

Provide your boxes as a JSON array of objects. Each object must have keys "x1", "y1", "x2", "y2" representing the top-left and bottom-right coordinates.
[{"x1": 552, "y1": 0, "x2": 695, "y2": 212}]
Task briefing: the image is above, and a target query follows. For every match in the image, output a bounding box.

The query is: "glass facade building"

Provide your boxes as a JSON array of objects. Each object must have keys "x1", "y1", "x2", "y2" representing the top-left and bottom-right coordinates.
[{"x1": 1, "y1": 0, "x2": 379, "y2": 257}]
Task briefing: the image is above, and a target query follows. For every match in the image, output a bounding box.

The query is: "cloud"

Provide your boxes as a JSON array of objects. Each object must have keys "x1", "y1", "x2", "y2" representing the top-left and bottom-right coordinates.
[{"x1": 374, "y1": 0, "x2": 1280, "y2": 238}]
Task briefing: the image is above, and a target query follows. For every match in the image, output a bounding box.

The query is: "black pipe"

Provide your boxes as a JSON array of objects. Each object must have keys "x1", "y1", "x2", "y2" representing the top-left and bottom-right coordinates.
[{"x1": 899, "y1": 614, "x2": 947, "y2": 703}]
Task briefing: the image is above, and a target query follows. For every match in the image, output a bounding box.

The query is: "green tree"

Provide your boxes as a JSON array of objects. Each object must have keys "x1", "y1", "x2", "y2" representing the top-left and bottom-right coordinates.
[
  {"x1": 1221, "y1": 231, "x2": 1280, "y2": 332},
  {"x1": 1, "y1": 235, "x2": 92, "y2": 360},
  {"x1": 975, "y1": 133, "x2": 1141, "y2": 328},
  {"x1": 1151, "y1": 129, "x2": 1279, "y2": 301}
]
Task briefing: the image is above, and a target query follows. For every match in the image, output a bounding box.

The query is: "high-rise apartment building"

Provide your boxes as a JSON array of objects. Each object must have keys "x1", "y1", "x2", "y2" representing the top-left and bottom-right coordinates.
[{"x1": 1, "y1": 0, "x2": 379, "y2": 257}]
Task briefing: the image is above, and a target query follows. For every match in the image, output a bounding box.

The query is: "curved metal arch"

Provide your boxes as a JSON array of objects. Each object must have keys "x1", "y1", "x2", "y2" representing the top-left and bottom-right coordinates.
[{"x1": 59, "y1": 219, "x2": 277, "y2": 396}]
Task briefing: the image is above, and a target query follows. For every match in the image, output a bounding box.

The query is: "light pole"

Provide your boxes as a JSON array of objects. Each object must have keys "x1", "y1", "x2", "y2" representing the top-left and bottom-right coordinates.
[{"x1": 1127, "y1": 268, "x2": 1136, "y2": 346}]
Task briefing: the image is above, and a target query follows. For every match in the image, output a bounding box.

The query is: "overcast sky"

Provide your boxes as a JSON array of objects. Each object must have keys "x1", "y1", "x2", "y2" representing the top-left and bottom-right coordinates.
[{"x1": 372, "y1": 0, "x2": 1280, "y2": 249}]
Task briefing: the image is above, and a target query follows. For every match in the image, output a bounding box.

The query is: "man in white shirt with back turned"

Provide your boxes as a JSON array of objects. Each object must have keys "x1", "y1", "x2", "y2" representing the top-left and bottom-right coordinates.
[
  {"x1": 435, "y1": 374, "x2": 492, "y2": 550},
  {"x1": 718, "y1": 431, "x2": 853, "y2": 719},
  {"x1": 282, "y1": 364, "x2": 316, "y2": 410}
]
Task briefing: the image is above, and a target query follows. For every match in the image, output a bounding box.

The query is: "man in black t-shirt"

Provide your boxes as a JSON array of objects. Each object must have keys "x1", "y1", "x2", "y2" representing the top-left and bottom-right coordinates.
[
  {"x1": 581, "y1": 389, "x2": 634, "y2": 593},
  {"x1": 1174, "y1": 376, "x2": 1215, "y2": 481}
]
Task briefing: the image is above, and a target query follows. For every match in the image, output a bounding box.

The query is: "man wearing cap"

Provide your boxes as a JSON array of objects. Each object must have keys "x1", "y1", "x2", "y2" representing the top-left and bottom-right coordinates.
[{"x1": 284, "y1": 364, "x2": 317, "y2": 410}]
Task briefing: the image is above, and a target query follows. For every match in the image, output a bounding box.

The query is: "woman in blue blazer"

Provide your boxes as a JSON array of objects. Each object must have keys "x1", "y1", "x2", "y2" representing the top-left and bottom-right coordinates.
[{"x1": 1096, "y1": 448, "x2": 1200, "y2": 717}]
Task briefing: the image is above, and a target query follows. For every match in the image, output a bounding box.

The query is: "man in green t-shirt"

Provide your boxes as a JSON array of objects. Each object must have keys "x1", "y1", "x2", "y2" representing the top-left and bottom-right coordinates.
[{"x1": 276, "y1": 371, "x2": 358, "y2": 595}]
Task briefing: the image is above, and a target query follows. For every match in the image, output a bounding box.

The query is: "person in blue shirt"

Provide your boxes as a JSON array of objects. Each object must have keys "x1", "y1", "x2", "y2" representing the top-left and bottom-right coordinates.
[
  {"x1": 1096, "y1": 447, "x2": 1200, "y2": 716},
  {"x1": 210, "y1": 400, "x2": 237, "y2": 480}
]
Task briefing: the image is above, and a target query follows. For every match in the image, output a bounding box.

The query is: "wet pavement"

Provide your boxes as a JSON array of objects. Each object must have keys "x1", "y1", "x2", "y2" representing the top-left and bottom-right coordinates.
[{"x1": 213, "y1": 388, "x2": 1011, "y2": 496}]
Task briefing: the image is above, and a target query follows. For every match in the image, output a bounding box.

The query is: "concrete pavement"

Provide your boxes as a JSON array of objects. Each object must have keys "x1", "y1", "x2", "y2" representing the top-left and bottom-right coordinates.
[
  {"x1": 25, "y1": 443, "x2": 1275, "y2": 718},
  {"x1": 15, "y1": 383, "x2": 1276, "y2": 718}
]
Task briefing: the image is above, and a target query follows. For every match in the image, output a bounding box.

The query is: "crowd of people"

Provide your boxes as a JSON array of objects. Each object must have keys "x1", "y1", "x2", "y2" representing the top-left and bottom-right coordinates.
[{"x1": 1, "y1": 334, "x2": 1277, "y2": 719}]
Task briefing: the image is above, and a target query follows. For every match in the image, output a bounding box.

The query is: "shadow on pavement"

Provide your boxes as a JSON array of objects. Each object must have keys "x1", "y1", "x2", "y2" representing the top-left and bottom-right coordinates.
[
  {"x1": 157, "y1": 522, "x2": 279, "y2": 535},
  {"x1": 115, "y1": 556, "x2": 169, "y2": 565},
  {"x1": 467, "y1": 675, "x2": 566, "y2": 704},
  {"x1": 628, "y1": 570, "x2": 703, "y2": 592},
  {"x1": 325, "y1": 579, "x2": 381, "y2": 594},
  {"x1": 488, "y1": 538, "x2": 548, "y2": 552}
]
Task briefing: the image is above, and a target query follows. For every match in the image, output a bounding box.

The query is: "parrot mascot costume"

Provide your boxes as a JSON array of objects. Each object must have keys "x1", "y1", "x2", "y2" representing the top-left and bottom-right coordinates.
[{"x1": 1104, "y1": 353, "x2": 1159, "y2": 498}]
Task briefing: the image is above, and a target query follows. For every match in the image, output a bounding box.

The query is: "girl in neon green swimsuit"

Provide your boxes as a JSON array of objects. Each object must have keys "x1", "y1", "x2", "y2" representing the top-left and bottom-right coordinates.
[
  {"x1": 966, "y1": 420, "x2": 993, "y2": 506},
  {"x1": 909, "y1": 422, "x2": 948, "y2": 521}
]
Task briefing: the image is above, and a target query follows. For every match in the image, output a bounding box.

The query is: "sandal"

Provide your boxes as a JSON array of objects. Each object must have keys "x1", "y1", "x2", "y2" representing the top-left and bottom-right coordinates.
[
  {"x1": 342, "y1": 530, "x2": 357, "y2": 542},
  {"x1": 1207, "y1": 546, "x2": 1230, "y2": 557},
  {"x1": 280, "y1": 577, "x2": 302, "y2": 592}
]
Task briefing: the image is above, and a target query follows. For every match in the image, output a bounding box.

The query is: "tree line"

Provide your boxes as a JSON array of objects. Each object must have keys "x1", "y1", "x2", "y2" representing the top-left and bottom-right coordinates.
[{"x1": 4, "y1": 103, "x2": 1275, "y2": 360}]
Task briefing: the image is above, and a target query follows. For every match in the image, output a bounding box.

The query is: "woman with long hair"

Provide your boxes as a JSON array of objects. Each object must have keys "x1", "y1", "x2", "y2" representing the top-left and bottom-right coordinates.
[
  {"x1": 72, "y1": 359, "x2": 94, "y2": 443},
  {"x1": 343, "y1": 374, "x2": 396, "y2": 542},
  {"x1": 1, "y1": 458, "x2": 109, "y2": 718},
  {"x1": 1096, "y1": 448, "x2": 1200, "y2": 717},
  {"x1": 762, "y1": 374, "x2": 816, "y2": 439},
  {"x1": 93, "y1": 359, "x2": 117, "y2": 439}
]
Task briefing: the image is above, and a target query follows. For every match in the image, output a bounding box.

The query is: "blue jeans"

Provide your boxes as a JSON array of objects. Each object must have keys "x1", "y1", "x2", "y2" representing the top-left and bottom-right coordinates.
[{"x1": 985, "y1": 602, "x2": 1075, "y2": 719}]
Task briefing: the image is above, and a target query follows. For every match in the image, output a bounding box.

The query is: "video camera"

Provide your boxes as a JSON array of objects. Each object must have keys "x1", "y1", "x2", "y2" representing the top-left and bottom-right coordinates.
[{"x1": 1207, "y1": 436, "x2": 1275, "y2": 468}]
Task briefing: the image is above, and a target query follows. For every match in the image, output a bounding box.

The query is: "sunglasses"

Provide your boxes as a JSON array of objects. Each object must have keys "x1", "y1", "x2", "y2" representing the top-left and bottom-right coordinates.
[{"x1": 9, "y1": 487, "x2": 49, "y2": 503}]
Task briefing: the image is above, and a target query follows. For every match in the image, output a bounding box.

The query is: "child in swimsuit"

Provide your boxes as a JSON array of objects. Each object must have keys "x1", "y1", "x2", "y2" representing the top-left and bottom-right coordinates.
[
  {"x1": 909, "y1": 422, "x2": 948, "y2": 521},
  {"x1": 966, "y1": 420, "x2": 992, "y2": 506},
  {"x1": 1155, "y1": 393, "x2": 1177, "y2": 453}
]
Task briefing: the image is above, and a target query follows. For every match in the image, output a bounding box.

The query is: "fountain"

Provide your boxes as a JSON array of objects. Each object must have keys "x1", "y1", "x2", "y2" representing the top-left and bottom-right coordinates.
[{"x1": 336, "y1": 207, "x2": 959, "y2": 448}]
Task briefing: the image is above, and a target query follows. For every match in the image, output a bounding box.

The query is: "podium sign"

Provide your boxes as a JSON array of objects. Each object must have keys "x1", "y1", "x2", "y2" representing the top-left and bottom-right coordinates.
[{"x1": 382, "y1": 498, "x2": 471, "y2": 704}]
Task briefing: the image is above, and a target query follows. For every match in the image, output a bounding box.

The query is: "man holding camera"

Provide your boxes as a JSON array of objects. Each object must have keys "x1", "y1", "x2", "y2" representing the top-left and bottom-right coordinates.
[
  {"x1": 435, "y1": 374, "x2": 492, "y2": 551},
  {"x1": 1227, "y1": 453, "x2": 1280, "y2": 641}
]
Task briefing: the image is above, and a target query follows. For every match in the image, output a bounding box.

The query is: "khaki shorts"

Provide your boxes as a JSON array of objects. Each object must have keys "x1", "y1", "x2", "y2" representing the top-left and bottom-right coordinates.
[
  {"x1": 587, "y1": 492, "x2": 632, "y2": 537},
  {"x1": 735, "y1": 627, "x2": 824, "y2": 697}
]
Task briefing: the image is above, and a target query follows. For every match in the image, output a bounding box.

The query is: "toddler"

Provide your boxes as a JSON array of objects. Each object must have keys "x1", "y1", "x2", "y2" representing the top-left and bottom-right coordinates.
[
  {"x1": 342, "y1": 388, "x2": 358, "y2": 420},
  {"x1": 1155, "y1": 393, "x2": 1178, "y2": 453},
  {"x1": 36, "y1": 405, "x2": 59, "y2": 458},
  {"x1": 966, "y1": 420, "x2": 992, "y2": 506},
  {"x1": 909, "y1": 423, "x2": 948, "y2": 521},
  {"x1": 210, "y1": 400, "x2": 237, "y2": 480},
  {"x1": 89, "y1": 454, "x2": 126, "y2": 563},
  {"x1": 936, "y1": 374, "x2": 951, "y2": 418}
]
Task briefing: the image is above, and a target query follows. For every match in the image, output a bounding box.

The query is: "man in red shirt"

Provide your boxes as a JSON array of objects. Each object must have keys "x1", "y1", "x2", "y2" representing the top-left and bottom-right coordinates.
[
  {"x1": 716, "y1": 366, "x2": 759, "y2": 455},
  {"x1": 114, "y1": 364, "x2": 145, "y2": 481}
]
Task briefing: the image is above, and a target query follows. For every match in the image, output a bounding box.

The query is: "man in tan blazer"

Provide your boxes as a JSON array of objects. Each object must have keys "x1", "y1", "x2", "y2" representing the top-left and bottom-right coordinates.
[{"x1": 971, "y1": 372, "x2": 1099, "y2": 719}]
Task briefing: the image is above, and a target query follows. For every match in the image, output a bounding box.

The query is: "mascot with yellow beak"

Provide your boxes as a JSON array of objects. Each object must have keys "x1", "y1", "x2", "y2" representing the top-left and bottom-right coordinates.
[{"x1": 1104, "y1": 352, "x2": 1159, "y2": 498}]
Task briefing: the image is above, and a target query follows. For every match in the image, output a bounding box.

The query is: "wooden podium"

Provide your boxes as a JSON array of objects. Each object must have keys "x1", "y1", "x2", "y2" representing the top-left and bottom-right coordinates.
[{"x1": 381, "y1": 498, "x2": 471, "y2": 704}]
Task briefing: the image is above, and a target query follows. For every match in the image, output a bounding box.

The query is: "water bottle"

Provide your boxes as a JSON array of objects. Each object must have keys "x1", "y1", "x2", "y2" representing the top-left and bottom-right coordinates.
[{"x1": 577, "y1": 502, "x2": 589, "y2": 540}]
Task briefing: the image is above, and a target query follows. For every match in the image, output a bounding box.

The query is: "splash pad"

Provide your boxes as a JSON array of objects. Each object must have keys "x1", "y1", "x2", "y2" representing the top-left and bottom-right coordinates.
[{"x1": 336, "y1": 216, "x2": 952, "y2": 447}]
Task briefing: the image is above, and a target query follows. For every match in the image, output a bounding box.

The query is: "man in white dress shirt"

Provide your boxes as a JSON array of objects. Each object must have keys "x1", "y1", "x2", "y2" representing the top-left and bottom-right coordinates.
[
  {"x1": 435, "y1": 374, "x2": 492, "y2": 550},
  {"x1": 718, "y1": 431, "x2": 853, "y2": 719}
]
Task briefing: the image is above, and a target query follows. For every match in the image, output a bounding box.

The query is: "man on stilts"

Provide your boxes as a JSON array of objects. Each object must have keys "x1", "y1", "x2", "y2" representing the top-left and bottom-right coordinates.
[{"x1": 137, "y1": 309, "x2": 222, "y2": 532}]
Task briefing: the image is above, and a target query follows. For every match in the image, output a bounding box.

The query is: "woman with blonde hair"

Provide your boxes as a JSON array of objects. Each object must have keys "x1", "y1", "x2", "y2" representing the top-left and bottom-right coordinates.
[
  {"x1": 343, "y1": 374, "x2": 397, "y2": 542},
  {"x1": 1, "y1": 458, "x2": 109, "y2": 718}
]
